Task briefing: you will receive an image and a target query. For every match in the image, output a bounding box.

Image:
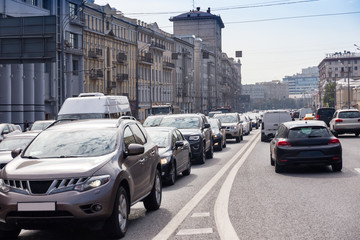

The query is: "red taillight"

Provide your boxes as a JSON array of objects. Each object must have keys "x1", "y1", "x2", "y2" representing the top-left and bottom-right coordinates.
[
  {"x1": 328, "y1": 138, "x2": 340, "y2": 144},
  {"x1": 335, "y1": 119, "x2": 343, "y2": 123},
  {"x1": 316, "y1": 114, "x2": 319, "y2": 119},
  {"x1": 277, "y1": 141, "x2": 291, "y2": 147},
  {"x1": 358, "y1": 119, "x2": 360, "y2": 122}
]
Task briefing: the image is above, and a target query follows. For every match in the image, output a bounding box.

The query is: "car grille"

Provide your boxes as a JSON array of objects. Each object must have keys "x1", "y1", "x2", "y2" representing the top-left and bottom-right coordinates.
[{"x1": 4, "y1": 178, "x2": 89, "y2": 195}]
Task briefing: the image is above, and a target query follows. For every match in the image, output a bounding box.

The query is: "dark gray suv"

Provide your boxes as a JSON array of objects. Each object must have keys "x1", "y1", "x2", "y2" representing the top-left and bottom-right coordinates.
[
  {"x1": 0, "y1": 119, "x2": 162, "y2": 239},
  {"x1": 158, "y1": 114, "x2": 213, "y2": 164}
]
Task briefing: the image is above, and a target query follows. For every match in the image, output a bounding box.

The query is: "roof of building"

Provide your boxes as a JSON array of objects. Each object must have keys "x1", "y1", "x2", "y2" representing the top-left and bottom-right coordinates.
[{"x1": 170, "y1": 8, "x2": 225, "y2": 28}]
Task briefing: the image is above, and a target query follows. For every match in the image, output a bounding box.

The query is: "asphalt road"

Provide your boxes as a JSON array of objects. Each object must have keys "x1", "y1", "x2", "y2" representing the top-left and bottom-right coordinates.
[{"x1": 18, "y1": 130, "x2": 360, "y2": 240}]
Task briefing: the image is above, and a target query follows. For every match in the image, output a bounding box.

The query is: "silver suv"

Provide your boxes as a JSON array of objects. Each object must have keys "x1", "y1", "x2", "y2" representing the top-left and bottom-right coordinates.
[
  {"x1": 0, "y1": 118, "x2": 162, "y2": 239},
  {"x1": 214, "y1": 113, "x2": 243, "y2": 142},
  {"x1": 329, "y1": 109, "x2": 360, "y2": 137}
]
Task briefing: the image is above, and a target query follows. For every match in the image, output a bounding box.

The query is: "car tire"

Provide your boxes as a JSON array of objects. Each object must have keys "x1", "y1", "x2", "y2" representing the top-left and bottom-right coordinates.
[
  {"x1": 182, "y1": 156, "x2": 191, "y2": 176},
  {"x1": 206, "y1": 141, "x2": 213, "y2": 159},
  {"x1": 143, "y1": 169, "x2": 162, "y2": 211},
  {"x1": 235, "y1": 136, "x2": 240, "y2": 143},
  {"x1": 104, "y1": 186, "x2": 129, "y2": 239},
  {"x1": 240, "y1": 134, "x2": 243, "y2": 141},
  {"x1": 355, "y1": 132, "x2": 359, "y2": 137},
  {"x1": 270, "y1": 153, "x2": 274, "y2": 166},
  {"x1": 168, "y1": 160, "x2": 176, "y2": 185},
  {"x1": 332, "y1": 162, "x2": 342, "y2": 172},
  {"x1": 223, "y1": 139, "x2": 227, "y2": 148},
  {"x1": 0, "y1": 223, "x2": 21, "y2": 240},
  {"x1": 198, "y1": 145, "x2": 206, "y2": 164},
  {"x1": 217, "y1": 141, "x2": 223, "y2": 151},
  {"x1": 261, "y1": 134, "x2": 266, "y2": 142},
  {"x1": 275, "y1": 160, "x2": 285, "y2": 173}
]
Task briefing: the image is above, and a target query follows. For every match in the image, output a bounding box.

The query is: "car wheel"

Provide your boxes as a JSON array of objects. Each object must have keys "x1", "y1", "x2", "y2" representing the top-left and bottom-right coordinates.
[
  {"x1": 206, "y1": 141, "x2": 213, "y2": 159},
  {"x1": 218, "y1": 141, "x2": 223, "y2": 151},
  {"x1": 168, "y1": 160, "x2": 176, "y2": 185},
  {"x1": 240, "y1": 134, "x2": 243, "y2": 141},
  {"x1": 275, "y1": 160, "x2": 285, "y2": 173},
  {"x1": 235, "y1": 136, "x2": 240, "y2": 143},
  {"x1": 143, "y1": 169, "x2": 162, "y2": 211},
  {"x1": 0, "y1": 223, "x2": 21, "y2": 240},
  {"x1": 182, "y1": 156, "x2": 191, "y2": 176},
  {"x1": 261, "y1": 134, "x2": 266, "y2": 142},
  {"x1": 223, "y1": 139, "x2": 227, "y2": 148},
  {"x1": 104, "y1": 186, "x2": 129, "y2": 239},
  {"x1": 332, "y1": 162, "x2": 342, "y2": 172},
  {"x1": 198, "y1": 145, "x2": 206, "y2": 164},
  {"x1": 270, "y1": 153, "x2": 274, "y2": 166},
  {"x1": 355, "y1": 132, "x2": 359, "y2": 137}
]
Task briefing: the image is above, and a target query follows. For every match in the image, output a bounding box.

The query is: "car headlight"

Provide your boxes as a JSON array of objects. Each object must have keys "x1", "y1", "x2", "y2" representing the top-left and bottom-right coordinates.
[
  {"x1": 0, "y1": 179, "x2": 10, "y2": 193},
  {"x1": 74, "y1": 175, "x2": 110, "y2": 192},
  {"x1": 161, "y1": 156, "x2": 171, "y2": 165},
  {"x1": 189, "y1": 135, "x2": 200, "y2": 141},
  {"x1": 231, "y1": 125, "x2": 237, "y2": 130}
]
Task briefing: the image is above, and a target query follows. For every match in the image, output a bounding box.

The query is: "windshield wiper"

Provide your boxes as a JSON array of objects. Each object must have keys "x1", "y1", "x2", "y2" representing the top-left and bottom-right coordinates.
[{"x1": 59, "y1": 155, "x2": 82, "y2": 158}]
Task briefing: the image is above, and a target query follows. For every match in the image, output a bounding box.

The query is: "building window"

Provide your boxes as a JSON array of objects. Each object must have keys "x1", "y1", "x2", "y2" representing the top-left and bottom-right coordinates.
[
  {"x1": 73, "y1": 60, "x2": 78, "y2": 75},
  {"x1": 69, "y1": 33, "x2": 78, "y2": 49},
  {"x1": 43, "y1": 0, "x2": 50, "y2": 10},
  {"x1": 355, "y1": 66, "x2": 358, "y2": 71},
  {"x1": 69, "y1": 2, "x2": 77, "y2": 18},
  {"x1": 31, "y1": 0, "x2": 38, "y2": 6}
]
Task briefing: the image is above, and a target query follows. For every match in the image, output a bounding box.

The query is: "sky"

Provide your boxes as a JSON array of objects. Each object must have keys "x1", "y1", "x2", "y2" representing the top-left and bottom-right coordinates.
[{"x1": 93, "y1": 0, "x2": 360, "y2": 84}]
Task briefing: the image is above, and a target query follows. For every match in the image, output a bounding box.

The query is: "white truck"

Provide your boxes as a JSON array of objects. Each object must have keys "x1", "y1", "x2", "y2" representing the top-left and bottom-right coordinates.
[{"x1": 57, "y1": 93, "x2": 132, "y2": 120}]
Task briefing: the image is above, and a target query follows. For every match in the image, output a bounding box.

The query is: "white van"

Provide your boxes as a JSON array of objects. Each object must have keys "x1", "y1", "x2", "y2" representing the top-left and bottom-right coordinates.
[
  {"x1": 261, "y1": 110, "x2": 292, "y2": 142},
  {"x1": 57, "y1": 93, "x2": 132, "y2": 120}
]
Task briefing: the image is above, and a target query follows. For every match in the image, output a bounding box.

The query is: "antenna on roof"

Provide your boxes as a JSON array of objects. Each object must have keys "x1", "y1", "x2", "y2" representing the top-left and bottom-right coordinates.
[{"x1": 192, "y1": 0, "x2": 195, "y2": 10}]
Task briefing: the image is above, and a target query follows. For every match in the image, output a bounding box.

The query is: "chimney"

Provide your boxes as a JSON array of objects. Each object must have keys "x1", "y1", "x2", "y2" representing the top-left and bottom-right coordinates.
[
  {"x1": 207, "y1": 7, "x2": 210, "y2": 13},
  {"x1": 196, "y1": 7, "x2": 200, "y2": 11}
]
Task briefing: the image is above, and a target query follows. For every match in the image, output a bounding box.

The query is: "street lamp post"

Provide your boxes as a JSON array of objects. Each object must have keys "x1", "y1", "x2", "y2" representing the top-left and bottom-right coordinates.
[{"x1": 347, "y1": 66, "x2": 351, "y2": 109}]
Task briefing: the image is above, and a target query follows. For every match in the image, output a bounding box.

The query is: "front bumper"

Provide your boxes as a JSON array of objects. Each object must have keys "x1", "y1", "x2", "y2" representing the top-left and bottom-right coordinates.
[{"x1": 0, "y1": 181, "x2": 116, "y2": 229}]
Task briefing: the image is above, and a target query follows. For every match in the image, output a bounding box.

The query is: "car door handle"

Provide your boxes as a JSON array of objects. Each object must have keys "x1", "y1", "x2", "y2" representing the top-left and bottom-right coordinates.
[
  {"x1": 140, "y1": 158, "x2": 146, "y2": 164},
  {"x1": 151, "y1": 150, "x2": 156, "y2": 155}
]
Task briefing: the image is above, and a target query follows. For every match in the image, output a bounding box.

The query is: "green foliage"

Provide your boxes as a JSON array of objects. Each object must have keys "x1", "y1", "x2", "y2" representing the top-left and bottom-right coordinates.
[{"x1": 323, "y1": 82, "x2": 335, "y2": 107}]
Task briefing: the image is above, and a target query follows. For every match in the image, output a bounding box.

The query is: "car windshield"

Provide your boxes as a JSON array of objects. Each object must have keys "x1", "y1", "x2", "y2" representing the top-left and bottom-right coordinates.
[
  {"x1": 23, "y1": 129, "x2": 117, "y2": 158},
  {"x1": 30, "y1": 121, "x2": 54, "y2": 131},
  {"x1": 214, "y1": 115, "x2": 237, "y2": 123},
  {"x1": 159, "y1": 117, "x2": 200, "y2": 129},
  {"x1": 338, "y1": 111, "x2": 360, "y2": 118},
  {"x1": 146, "y1": 130, "x2": 169, "y2": 148},
  {"x1": 143, "y1": 117, "x2": 163, "y2": 127},
  {"x1": 288, "y1": 126, "x2": 330, "y2": 139},
  {"x1": 0, "y1": 138, "x2": 34, "y2": 151}
]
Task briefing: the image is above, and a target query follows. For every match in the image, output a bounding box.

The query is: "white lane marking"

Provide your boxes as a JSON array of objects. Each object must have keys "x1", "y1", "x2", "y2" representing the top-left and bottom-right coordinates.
[
  {"x1": 153, "y1": 132, "x2": 260, "y2": 240},
  {"x1": 355, "y1": 168, "x2": 360, "y2": 174},
  {"x1": 191, "y1": 212, "x2": 210, "y2": 218},
  {"x1": 214, "y1": 131, "x2": 259, "y2": 240},
  {"x1": 176, "y1": 228, "x2": 213, "y2": 235}
]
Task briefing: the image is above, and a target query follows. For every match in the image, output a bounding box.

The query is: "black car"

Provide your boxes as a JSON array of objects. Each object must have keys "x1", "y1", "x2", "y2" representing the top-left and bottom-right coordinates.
[
  {"x1": 145, "y1": 127, "x2": 191, "y2": 185},
  {"x1": 158, "y1": 114, "x2": 213, "y2": 164},
  {"x1": 315, "y1": 107, "x2": 335, "y2": 126},
  {"x1": 270, "y1": 120, "x2": 342, "y2": 173},
  {"x1": 207, "y1": 118, "x2": 226, "y2": 151}
]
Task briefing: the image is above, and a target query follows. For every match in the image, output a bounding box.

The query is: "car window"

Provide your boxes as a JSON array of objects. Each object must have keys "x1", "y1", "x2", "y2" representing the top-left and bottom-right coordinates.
[
  {"x1": 146, "y1": 130, "x2": 169, "y2": 148},
  {"x1": 130, "y1": 124, "x2": 146, "y2": 145},
  {"x1": 172, "y1": 132, "x2": 177, "y2": 148},
  {"x1": 276, "y1": 125, "x2": 287, "y2": 138},
  {"x1": 159, "y1": 117, "x2": 200, "y2": 129},
  {"x1": 338, "y1": 111, "x2": 360, "y2": 118},
  {"x1": 214, "y1": 114, "x2": 237, "y2": 123},
  {"x1": 24, "y1": 129, "x2": 117, "y2": 158},
  {"x1": 0, "y1": 138, "x2": 34, "y2": 151},
  {"x1": 123, "y1": 126, "x2": 136, "y2": 150},
  {"x1": 288, "y1": 126, "x2": 330, "y2": 139},
  {"x1": 318, "y1": 109, "x2": 335, "y2": 117},
  {"x1": 143, "y1": 116, "x2": 163, "y2": 127},
  {"x1": 175, "y1": 130, "x2": 184, "y2": 141}
]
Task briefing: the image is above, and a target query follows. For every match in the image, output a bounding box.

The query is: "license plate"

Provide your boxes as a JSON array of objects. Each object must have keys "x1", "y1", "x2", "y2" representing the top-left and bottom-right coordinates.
[{"x1": 17, "y1": 202, "x2": 56, "y2": 211}]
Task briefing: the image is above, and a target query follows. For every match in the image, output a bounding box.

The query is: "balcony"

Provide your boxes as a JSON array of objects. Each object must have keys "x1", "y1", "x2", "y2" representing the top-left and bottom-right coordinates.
[
  {"x1": 139, "y1": 53, "x2": 153, "y2": 64},
  {"x1": 89, "y1": 70, "x2": 103, "y2": 80},
  {"x1": 150, "y1": 42, "x2": 165, "y2": 51},
  {"x1": 88, "y1": 48, "x2": 103, "y2": 58},
  {"x1": 69, "y1": 16, "x2": 85, "y2": 27},
  {"x1": 116, "y1": 73, "x2": 129, "y2": 82},
  {"x1": 163, "y1": 61, "x2": 175, "y2": 69},
  {"x1": 116, "y1": 52, "x2": 127, "y2": 64}
]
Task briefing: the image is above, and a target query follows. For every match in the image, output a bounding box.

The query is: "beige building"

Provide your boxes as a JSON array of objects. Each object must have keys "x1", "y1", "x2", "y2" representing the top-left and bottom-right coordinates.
[
  {"x1": 83, "y1": 3, "x2": 138, "y2": 115},
  {"x1": 318, "y1": 51, "x2": 360, "y2": 108},
  {"x1": 136, "y1": 22, "x2": 175, "y2": 121}
]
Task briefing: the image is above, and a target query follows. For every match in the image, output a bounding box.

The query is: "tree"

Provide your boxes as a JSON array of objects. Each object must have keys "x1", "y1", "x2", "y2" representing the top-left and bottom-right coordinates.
[{"x1": 323, "y1": 82, "x2": 335, "y2": 107}]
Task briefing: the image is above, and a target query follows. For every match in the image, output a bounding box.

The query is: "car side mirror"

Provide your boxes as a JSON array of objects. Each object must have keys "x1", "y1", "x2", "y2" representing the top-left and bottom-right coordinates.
[
  {"x1": 11, "y1": 148, "x2": 22, "y2": 159},
  {"x1": 126, "y1": 143, "x2": 144, "y2": 156},
  {"x1": 292, "y1": 118, "x2": 295, "y2": 121},
  {"x1": 204, "y1": 123, "x2": 210, "y2": 128},
  {"x1": 2, "y1": 129, "x2": 9, "y2": 135},
  {"x1": 175, "y1": 141, "x2": 184, "y2": 148}
]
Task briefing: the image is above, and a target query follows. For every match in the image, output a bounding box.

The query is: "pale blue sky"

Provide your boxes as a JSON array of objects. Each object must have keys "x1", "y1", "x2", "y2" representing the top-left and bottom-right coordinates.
[{"x1": 94, "y1": 0, "x2": 360, "y2": 84}]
